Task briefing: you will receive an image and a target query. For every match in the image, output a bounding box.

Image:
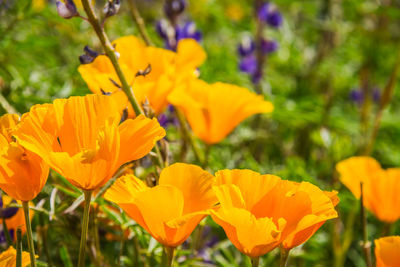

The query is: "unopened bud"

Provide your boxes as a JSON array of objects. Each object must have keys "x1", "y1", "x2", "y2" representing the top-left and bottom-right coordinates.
[
  {"x1": 103, "y1": 0, "x2": 121, "y2": 18},
  {"x1": 56, "y1": 0, "x2": 78, "y2": 19}
]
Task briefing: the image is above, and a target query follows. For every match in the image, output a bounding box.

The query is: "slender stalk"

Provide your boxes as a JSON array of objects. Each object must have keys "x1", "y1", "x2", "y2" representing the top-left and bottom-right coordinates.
[
  {"x1": 251, "y1": 257, "x2": 260, "y2": 267},
  {"x1": 280, "y1": 247, "x2": 290, "y2": 267},
  {"x1": 16, "y1": 228, "x2": 22, "y2": 267},
  {"x1": 364, "y1": 50, "x2": 400, "y2": 155},
  {"x1": 254, "y1": 0, "x2": 266, "y2": 94},
  {"x1": 2, "y1": 218, "x2": 12, "y2": 246},
  {"x1": 80, "y1": 0, "x2": 165, "y2": 170},
  {"x1": 81, "y1": 0, "x2": 142, "y2": 116},
  {"x1": 175, "y1": 110, "x2": 204, "y2": 164},
  {"x1": 128, "y1": 0, "x2": 153, "y2": 46},
  {"x1": 92, "y1": 205, "x2": 102, "y2": 266},
  {"x1": 78, "y1": 190, "x2": 93, "y2": 267},
  {"x1": 163, "y1": 246, "x2": 175, "y2": 267},
  {"x1": 22, "y1": 201, "x2": 36, "y2": 267},
  {"x1": 360, "y1": 183, "x2": 372, "y2": 267}
]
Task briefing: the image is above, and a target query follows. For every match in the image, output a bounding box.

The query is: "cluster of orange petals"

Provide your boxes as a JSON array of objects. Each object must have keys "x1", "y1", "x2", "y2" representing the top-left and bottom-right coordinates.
[
  {"x1": 79, "y1": 36, "x2": 206, "y2": 116},
  {"x1": 336, "y1": 156, "x2": 400, "y2": 223},
  {"x1": 79, "y1": 36, "x2": 274, "y2": 144},
  {"x1": 211, "y1": 170, "x2": 338, "y2": 257},
  {"x1": 106, "y1": 164, "x2": 338, "y2": 257},
  {"x1": 0, "y1": 114, "x2": 49, "y2": 201},
  {"x1": 168, "y1": 79, "x2": 274, "y2": 144},
  {"x1": 375, "y1": 236, "x2": 400, "y2": 267},
  {"x1": 0, "y1": 246, "x2": 31, "y2": 267},
  {"x1": 105, "y1": 163, "x2": 217, "y2": 248},
  {"x1": 13, "y1": 94, "x2": 165, "y2": 191}
]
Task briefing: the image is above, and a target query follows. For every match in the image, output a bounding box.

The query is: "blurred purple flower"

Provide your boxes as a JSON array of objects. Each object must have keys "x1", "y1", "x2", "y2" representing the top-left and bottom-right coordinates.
[
  {"x1": 176, "y1": 21, "x2": 202, "y2": 42},
  {"x1": 0, "y1": 197, "x2": 18, "y2": 219},
  {"x1": 238, "y1": 36, "x2": 255, "y2": 57},
  {"x1": 257, "y1": 3, "x2": 270, "y2": 22},
  {"x1": 164, "y1": 0, "x2": 186, "y2": 18},
  {"x1": 252, "y1": 68, "x2": 263, "y2": 84},
  {"x1": 261, "y1": 38, "x2": 278, "y2": 54},
  {"x1": 239, "y1": 55, "x2": 258, "y2": 74},
  {"x1": 56, "y1": 0, "x2": 78, "y2": 19},
  {"x1": 350, "y1": 89, "x2": 364, "y2": 104},
  {"x1": 157, "y1": 105, "x2": 178, "y2": 128},
  {"x1": 372, "y1": 87, "x2": 381, "y2": 103},
  {"x1": 266, "y1": 10, "x2": 283, "y2": 27}
]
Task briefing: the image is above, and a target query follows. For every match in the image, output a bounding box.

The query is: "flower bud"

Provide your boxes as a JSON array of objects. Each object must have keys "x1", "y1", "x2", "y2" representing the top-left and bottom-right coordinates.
[
  {"x1": 56, "y1": 0, "x2": 78, "y2": 19},
  {"x1": 261, "y1": 39, "x2": 278, "y2": 54},
  {"x1": 238, "y1": 36, "x2": 255, "y2": 57},
  {"x1": 103, "y1": 0, "x2": 121, "y2": 18},
  {"x1": 164, "y1": 0, "x2": 186, "y2": 18}
]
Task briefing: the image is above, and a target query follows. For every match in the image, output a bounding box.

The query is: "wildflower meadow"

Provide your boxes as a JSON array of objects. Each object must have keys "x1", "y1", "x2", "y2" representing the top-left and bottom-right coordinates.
[{"x1": 0, "y1": 0, "x2": 400, "y2": 266}]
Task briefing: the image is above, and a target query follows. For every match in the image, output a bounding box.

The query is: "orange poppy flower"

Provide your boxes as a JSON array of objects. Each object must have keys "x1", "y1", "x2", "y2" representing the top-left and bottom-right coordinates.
[
  {"x1": 336, "y1": 157, "x2": 400, "y2": 223},
  {"x1": 0, "y1": 114, "x2": 49, "y2": 202},
  {"x1": 167, "y1": 79, "x2": 274, "y2": 144},
  {"x1": 78, "y1": 36, "x2": 206, "y2": 116},
  {"x1": 104, "y1": 163, "x2": 217, "y2": 247},
  {"x1": 0, "y1": 246, "x2": 31, "y2": 267},
  {"x1": 375, "y1": 236, "x2": 400, "y2": 267},
  {"x1": 13, "y1": 94, "x2": 165, "y2": 191},
  {"x1": 210, "y1": 169, "x2": 338, "y2": 257}
]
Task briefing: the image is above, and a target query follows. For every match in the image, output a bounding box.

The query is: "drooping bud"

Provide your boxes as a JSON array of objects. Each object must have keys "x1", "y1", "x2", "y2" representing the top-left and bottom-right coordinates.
[
  {"x1": 103, "y1": 0, "x2": 121, "y2": 18},
  {"x1": 238, "y1": 36, "x2": 255, "y2": 57},
  {"x1": 261, "y1": 39, "x2": 278, "y2": 54},
  {"x1": 56, "y1": 0, "x2": 78, "y2": 19},
  {"x1": 164, "y1": 0, "x2": 186, "y2": 18},
  {"x1": 79, "y1": 45, "x2": 99, "y2": 64}
]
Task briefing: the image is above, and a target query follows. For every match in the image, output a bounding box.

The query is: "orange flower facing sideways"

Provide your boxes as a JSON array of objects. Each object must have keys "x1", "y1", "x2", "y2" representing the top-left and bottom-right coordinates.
[
  {"x1": 375, "y1": 236, "x2": 400, "y2": 267},
  {"x1": 78, "y1": 35, "x2": 206, "y2": 116},
  {"x1": 168, "y1": 79, "x2": 273, "y2": 144},
  {"x1": 13, "y1": 94, "x2": 165, "y2": 191},
  {"x1": 0, "y1": 246, "x2": 31, "y2": 267},
  {"x1": 336, "y1": 156, "x2": 400, "y2": 223},
  {"x1": 210, "y1": 170, "x2": 338, "y2": 257},
  {"x1": 104, "y1": 163, "x2": 217, "y2": 248},
  {"x1": 0, "y1": 114, "x2": 49, "y2": 201}
]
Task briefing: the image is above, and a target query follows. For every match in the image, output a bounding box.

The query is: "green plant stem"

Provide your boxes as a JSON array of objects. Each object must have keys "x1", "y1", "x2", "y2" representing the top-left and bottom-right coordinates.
[
  {"x1": 22, "y1": 201, "x2": 36, "y2": 267},
  {"x1": 128, "y1": 0, "x2": 153, "y2": 46},
  {"x1": 81, "y1": 0, "x2": 142, "y2": 116},
  {"x1": 78, "y1": 190, "x2": 93, "y2": 267},
  {"x1": 360, "y1": 183, "x2": 372, "y2": 267},
  {"x1": 2, "y1": 218, "x2": 12, "y2": 246},
  {"x1": 280, "y1": 248, "x2": 290, "y2": 267},
  {"x1": 81, "y1": 0, "x2": 165, "y2": 170},
  {"x1": 251, "y1": 257, "x2": 259, "y2": 267},
  {"x1": 16, "y1": 228, "x2": 22, "y2": 267},
  {"x1": 363, "y1": 50, "x2": 400, "y2": 155},
  {"x1": 175, "y1": 110, "x2": 204, "y2": 164},
  {"x1": 163, "y1": 246, "x2": 175, "y2": 267}
]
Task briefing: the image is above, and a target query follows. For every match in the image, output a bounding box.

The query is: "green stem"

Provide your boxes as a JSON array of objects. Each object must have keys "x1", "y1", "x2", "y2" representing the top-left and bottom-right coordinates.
[
  {"x1": 280, "y1": 247, "x2": 290, "y2": 267},
  {"x1": 251, "y1": 257, "x2": 259, "y2": 267},
  {"x1": 22, "y1": 201, "x2": 36, "y2": 267},
  {"x1": 175, "y1": 110, "x2": 204, "y2": 164},
  {"x1": 360, "y1": 183, "x2": 372, "y2": 267},
  {"x1": 16, "y1": 228, "x2": 22, "y2": 267},
  {"x1": 81, "y1": 0, "x2": 143, "y2": 116},
  {"x1": 2, "y1": 217, "x2": 12, "y2": 246},
  {"x1": 163, "y1": 246, "x2": 175, "y2": 267},
  {"x1": 128, "y1": 0, "x2": 153, "y2": 46},
  {"x1": 81, "y1": 0, "x2": 165, "y2": 170},
  {"x1": 78, "y1": 190, "x2": 92, "y2": 267}
]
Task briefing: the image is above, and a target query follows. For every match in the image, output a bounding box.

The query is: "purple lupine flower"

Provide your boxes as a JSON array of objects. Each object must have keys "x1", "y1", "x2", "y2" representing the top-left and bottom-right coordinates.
[
  {"x1": 176, "y1": 21, "x2": 202, "y2": 42},
  {"x1": 252, "y1": 68, "x2": 263, "y2": 84},
  {"x1": 350, "y1": 89, "x2": 364, "y2": 104},
  {"x1": 239, "y1": 55, "x2": 258, "y2": 74},
  {"x1": 261, "y1": 38, "x2": 278, "y2": 54},
  {"x1": 156, "y1": 20, "x2": 169, "y2": 39},
  {"x1": 372, "y1": 87, "x2": 381, "y2": 103},
  {"x1": 238, "y1": 36, "x2": 255, "y2": 57},
  {"x1": 266, "y1": 9, "x2": 283, "y2": 27},
  {"x1": 157, "y1": 105, "x2": 179, "y2": 128},
  {"x1": 0, "y1": 197, "x2": 18, "y2": 219},
  {"x1": 257, "y1": 2, "x2": 270, "y2": 22},
  {"x1": 164, "y1": 0, "x2": 186, "y2": 18}
]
